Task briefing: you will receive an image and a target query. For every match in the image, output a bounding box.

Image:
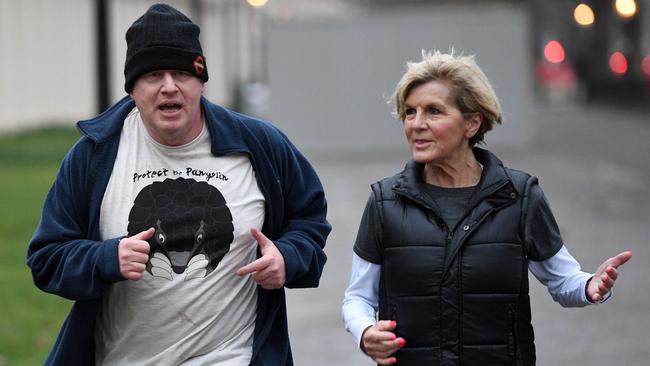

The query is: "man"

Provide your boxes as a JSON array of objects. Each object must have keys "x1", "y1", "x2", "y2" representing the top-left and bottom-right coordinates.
[{"x1": 27, "y1": 4, "x2": 330, "y2": 365}]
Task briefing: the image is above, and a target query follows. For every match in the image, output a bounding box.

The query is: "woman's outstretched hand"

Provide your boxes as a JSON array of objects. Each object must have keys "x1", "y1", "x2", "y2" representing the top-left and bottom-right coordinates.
[
  {"x1": 587, "y1": 250, "x2": 633, "y2": 302},
  {"x1": 361, "y1": 320, "x2": 406, "y2": 365}
]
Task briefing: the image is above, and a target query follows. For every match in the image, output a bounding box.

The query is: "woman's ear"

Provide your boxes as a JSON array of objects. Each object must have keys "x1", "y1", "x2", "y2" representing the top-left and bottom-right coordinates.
[{"x1": 466, "y1": 113, "x2": 482, "y2": 139}]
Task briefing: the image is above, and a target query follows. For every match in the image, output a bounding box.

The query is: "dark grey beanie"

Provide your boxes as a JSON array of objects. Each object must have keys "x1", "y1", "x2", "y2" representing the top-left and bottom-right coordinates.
[{"x1": 124, "y1": 3, "x2": 208, "y2": 93}]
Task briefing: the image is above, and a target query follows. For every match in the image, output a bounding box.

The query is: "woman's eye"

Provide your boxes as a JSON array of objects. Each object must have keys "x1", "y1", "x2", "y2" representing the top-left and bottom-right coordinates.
[
  {"x1": 428, "y1": 107, "x2": 440, "y2": 114},
  {"x1": 405, "y1": 108, "x2": 415, "y2": 116}
]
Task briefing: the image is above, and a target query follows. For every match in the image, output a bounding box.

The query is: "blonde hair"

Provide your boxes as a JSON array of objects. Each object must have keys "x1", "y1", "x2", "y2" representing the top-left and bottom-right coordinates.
[{"x1": 392, "y1": 50, "x2": 502, "y2": 146}]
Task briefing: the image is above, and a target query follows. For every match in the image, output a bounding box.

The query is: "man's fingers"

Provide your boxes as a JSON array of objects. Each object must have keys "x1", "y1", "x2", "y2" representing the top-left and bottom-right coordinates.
[
  {"x1": 609, "y1": 251, "x2": 633, "y2": 268},
  {"x1": 252, "y1": 270, "x2": 273, "y2": 283},
  {"x1": 236, "y1": 257, "x2": 270, "y2": 276},
  {"x1": 125, "y1": 262, "x2": 146, "y2": 273},
  {"x1": 120, "y1": 259, "x2": 147, "y2": 281},
  {"x1": 237, "y1": 229, "x2": 285, "y2": 288},
  {"x1": 124, "y1": 271, "x2": 144, "y2": 281},
  {"x1": 250, "y1": 228, "x2": 273, "y2": 250},
  {"x1": 130, "y1": 241, "x2": 151, "y2": 254},
  {"x1": 118, "y1": 231, "x2": 153, "y2": 280},
  {"x1": 119, "y1": 239, "x2": 150, "y2": 259},
  {"x1": 124, "y1": 251, "x2": 149, "y2": 264},
  {"x1": 132, "y1": 227, "x2": 155, "y2": 240}
]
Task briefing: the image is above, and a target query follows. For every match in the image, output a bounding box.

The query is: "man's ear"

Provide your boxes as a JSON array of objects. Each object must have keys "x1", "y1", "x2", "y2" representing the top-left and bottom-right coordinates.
[{"x1": 466, "y1": 113, "x2": 482, "y2": 139}]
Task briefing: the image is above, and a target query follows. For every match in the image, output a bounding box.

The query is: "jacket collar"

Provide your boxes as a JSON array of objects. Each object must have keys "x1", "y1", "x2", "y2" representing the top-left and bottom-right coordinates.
[
  {"x1": 76, "y1": 95, "x2": 250, "y2": 155},
  {"x1": 77, "y1": 96, "x2": 135, "y2": 143}
]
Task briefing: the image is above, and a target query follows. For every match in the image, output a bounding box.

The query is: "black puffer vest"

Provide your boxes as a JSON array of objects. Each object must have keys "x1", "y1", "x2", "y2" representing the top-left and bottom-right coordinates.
[{"x1": 373, "y1": 148, "x2": 537, "y2": 366}]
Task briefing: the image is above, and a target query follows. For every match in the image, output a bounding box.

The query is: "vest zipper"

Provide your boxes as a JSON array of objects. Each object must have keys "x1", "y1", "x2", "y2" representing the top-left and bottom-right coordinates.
[
  {"x1": 508, "y1": 304, "x2": 520, "y2": 365},
  {"x1": 390, "y1": 305, "x2": 398, "y2": 337}
]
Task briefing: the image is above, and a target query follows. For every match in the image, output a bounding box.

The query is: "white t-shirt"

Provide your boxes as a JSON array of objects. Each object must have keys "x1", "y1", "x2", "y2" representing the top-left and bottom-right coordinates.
[{"x1": 95, "y1": 108, "x2": 265, "y2": 366}]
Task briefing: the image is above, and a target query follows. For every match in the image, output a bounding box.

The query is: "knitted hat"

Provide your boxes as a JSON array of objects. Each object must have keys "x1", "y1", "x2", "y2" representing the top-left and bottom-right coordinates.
[{"x1": 124, "y1": 3, "x2": 208, "y2": 93}]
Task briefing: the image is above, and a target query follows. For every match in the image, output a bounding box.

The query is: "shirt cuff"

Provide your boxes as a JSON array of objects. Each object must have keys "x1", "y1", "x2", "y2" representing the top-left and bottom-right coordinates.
[{"x1": 348, "y1": 317, "x2": 376, "y2": 349}]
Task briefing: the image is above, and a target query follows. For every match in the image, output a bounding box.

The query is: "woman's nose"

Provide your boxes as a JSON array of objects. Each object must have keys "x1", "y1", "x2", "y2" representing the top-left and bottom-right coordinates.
[{"x1": 412, "y1": 111, "x2": 426, "y2": 128}]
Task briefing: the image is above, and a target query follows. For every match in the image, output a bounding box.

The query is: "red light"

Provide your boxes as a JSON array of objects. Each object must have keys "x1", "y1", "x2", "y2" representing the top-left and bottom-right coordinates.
[
  {"x1": 609, "y1": 52, "x2": 628, "y2": 75},
  {"x1": 642, "y1": 55, "x2": 650, "y2": 77},
  {"x1": 544, "y1": 41, "x2": 565, "y2": 64}
]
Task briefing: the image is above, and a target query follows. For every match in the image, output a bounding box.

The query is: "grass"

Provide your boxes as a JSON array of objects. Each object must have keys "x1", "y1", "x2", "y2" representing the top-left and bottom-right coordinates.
[{"x1": 0, "y1": 127, "x2": 81, "y2": 366}]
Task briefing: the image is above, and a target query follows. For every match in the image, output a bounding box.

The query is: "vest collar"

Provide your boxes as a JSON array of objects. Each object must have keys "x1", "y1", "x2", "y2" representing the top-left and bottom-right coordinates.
[
  {"x1": 392, "y1": 147, "x2": 520, "y2": 277},
  {"x1": 394, "y1": 147, "x2": 511, "y2": 206}
]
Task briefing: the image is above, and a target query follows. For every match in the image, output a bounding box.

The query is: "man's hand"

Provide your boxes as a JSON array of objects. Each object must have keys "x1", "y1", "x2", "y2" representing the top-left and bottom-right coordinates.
[
  {"x1": 587, "y1": 250, "x2": 633, "y2": 302},
  {"x1": 361, "y1": 320, "x2": 405, "y2": 365},
  {"x1": 118, "y1": 228, "x2": 154, "y2": 281},
  {"x1": 236, "y1": 228, "x2": 286, "y2": 289}
]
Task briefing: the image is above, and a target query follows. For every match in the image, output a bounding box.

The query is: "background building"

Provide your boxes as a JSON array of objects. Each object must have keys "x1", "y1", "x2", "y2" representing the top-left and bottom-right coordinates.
[
  {"x1": 0, "y1": 0, "x2": 533, "y2": 152},
  {"x1": 2, "y1": 0, "x2": 646, "y2": 149}
]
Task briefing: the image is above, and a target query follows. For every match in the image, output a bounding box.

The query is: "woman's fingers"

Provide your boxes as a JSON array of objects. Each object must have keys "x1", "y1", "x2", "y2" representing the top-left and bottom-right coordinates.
[{"x1": 362, "y1": 321, "x2": 406, "y2": 363}]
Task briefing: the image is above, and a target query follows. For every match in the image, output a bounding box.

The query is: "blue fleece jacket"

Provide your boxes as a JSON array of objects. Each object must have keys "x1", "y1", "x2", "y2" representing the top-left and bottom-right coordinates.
[{"x1": 27, "y1": 96, "x2": 330, "y2": 366}]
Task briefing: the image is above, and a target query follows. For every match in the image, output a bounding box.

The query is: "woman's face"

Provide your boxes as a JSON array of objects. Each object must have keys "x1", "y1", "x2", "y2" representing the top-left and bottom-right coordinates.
[{"x1": 403, "y1": 80, "x2": 479, "y2": 165}]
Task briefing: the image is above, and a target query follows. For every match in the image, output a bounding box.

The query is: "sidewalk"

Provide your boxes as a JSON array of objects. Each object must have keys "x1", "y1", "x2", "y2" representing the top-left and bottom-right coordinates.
[{"x1": 286, "y1": 101, "x2": 650, "y2": 365}]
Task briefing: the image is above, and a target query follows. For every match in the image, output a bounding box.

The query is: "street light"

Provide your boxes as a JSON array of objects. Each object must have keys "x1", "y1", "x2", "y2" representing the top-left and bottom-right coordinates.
[
  {"x1": 609, "y1": 51, "x2": 628, "y2": 75},
  {"x1": 574, "y1": 4, "x2": 595, "y2": 26},
  {"x1": 247, "y1": 0, "x2": 268, "y2": 7},
  {"x1": 641, "y1": 55, "x2": 650, "y2": 78},
  {"x1": 544, "y1": 40, "x2": 566, "y2": 64},
  {"x1": 615, "y1": 0, "x2": 637, "y2": 18}
]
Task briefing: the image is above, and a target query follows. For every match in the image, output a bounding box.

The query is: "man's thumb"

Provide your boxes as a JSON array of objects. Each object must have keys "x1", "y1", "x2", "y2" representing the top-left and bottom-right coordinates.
[
  {"x1": 251, "y1": 228, "x2": 271, "y2": 249},
  {"x1": 133, "y1": 227, "x2": 155, "y2": 240}
]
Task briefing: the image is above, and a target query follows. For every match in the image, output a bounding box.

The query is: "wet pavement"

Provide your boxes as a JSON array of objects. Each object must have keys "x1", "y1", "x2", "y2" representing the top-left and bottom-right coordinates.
[{"x1": 285, "y1": 101, "x2": 650, "y2": 366}]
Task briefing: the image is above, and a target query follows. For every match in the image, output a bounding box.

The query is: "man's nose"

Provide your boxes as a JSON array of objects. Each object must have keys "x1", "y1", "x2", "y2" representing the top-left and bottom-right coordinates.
[{"x1": 161, "y1": 73, "x2": 178, "y2": 92}]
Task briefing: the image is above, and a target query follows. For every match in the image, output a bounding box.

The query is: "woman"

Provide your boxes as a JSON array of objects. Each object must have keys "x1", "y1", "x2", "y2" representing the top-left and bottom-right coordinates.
[{"x1": 342, "y1": 50, "x2": 632, "y2": 366}]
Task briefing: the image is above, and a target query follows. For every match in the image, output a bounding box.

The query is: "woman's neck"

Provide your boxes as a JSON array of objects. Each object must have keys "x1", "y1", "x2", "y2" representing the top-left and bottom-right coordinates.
[{"x1": 422, "y1": 151, "x2": 482, "y2": 188}]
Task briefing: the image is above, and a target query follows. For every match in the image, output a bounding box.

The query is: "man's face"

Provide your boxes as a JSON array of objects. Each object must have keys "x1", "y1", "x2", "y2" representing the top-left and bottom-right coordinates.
[{"x1": 131, "y1": 70, "x2": 205, "y2": 146}]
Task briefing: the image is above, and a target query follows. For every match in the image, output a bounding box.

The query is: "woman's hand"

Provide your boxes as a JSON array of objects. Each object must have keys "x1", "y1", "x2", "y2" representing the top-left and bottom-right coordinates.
[
  {"x1": 586, "y1": 250, "x2": 633, "y2": 302},
  {"x1": 361, "y1": 320, "x2": 406, "y2": 365}
]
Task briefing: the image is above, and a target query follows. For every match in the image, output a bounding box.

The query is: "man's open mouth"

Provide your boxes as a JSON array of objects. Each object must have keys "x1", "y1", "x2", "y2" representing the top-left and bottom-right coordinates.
[{"x1": 159, "y1": 103, "x2": 181, "y2": 112}]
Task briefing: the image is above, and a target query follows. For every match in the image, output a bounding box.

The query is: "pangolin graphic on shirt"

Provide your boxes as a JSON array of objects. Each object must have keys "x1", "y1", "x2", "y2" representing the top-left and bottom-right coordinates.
[{"x1": 127, "y1": 178, "x2": 234, "y2": 281}]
